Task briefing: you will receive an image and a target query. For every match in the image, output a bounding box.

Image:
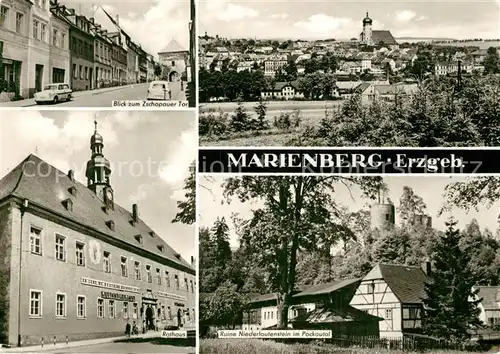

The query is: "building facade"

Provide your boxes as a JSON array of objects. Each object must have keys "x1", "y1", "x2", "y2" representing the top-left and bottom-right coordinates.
[
  {"x1": 350, "y1": 264, "x2": 428, "y2": 339},
  {"x1": 158, "y1": 39, "x2": 188, "y2": 82},
  {"x1": 107, "y1": 32, "x2": 127, "y2": 85},
  {"x1": 90, "y1": 21, "x2": 113, "y2": 88},
  {"x1": 0, "y1": 0, "x2": 32, "y2": 99},
  {"x1": 68, "y1": 12, "x2": 94, "y2": 91},
  {"x1": 0, "y1": 126, "x2": 196, "y2": 347}
]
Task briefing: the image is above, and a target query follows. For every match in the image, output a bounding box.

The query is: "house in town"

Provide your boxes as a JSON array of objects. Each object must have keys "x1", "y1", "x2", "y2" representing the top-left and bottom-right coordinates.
[
  {"x1": 158, "y1": 39, "x2": 189, "y2": 82},
  {"x1": 0, "y1": 124, "x2": 196, "y2": 347},
  {"x1": 107, "y1": 31, "x2": 127, "y2": 85},
  {"x1": 434, "y1": 61, "x2": 474, "y2": 76},
  {"x1": 242, "y1": 278, "x2": 382, "y2": 337},
  {"x1": 263, "y1": 54, "x2": 288, "y2": 77},
  {"x1": 260, "y1": 81, "x2": 305, "y2": 100},
  {"x1": 89, "y1": 19, "x2": 113, "y2": 88},
  {"x1": 473, "y1": 286, "x2": 500, "y2": 326},
  {"x1": 350, "y1": 263, "x2": 430, "y2": 338}
]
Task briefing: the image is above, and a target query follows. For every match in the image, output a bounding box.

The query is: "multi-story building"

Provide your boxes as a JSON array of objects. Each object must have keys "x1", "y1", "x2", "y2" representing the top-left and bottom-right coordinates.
[
  {"x1": 47, "y1": 0, "x2": 70, "y2": 84},
  {"x1": 473, "y1": 286, "x2": 500, "y2": 326},
  {"x1": 137, "y1": 46, "x2": 148, "y2": 83},
  {"x1": 350, "y1": 263, "x2": 429, "y2": 339},
  {"x1": 0, "y1": 0, "x2": 32, "y2": 99},
  {"x1": 66, "y1": 10, "x2": 94, "y2": 91},
  {"x1": 147, "y1": 54, "x2": 155, "y2": 82},
  {"x1": 107, "y1": 32, "x2": 127, "y2": 85},
  {"x1": 90, "y1": 19, "x2": 112, "y2": 88},
  {"x1": 0, "y1": 125, "x2": 196, "y2": 347},
  {"x1": 263, "y1": 54, "x2": 287, "y2": 77},
  {"x1": 158, "y1": 39, "x2": 188, "y2": 82}
]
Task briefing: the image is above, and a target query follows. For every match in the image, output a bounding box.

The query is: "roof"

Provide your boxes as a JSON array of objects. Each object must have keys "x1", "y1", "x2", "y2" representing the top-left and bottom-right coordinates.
[
  {"x1": 377, "y1": 264, "x2": 428, "y2": 303},
  {"x1": 354, "y1": 82, "x2": 371, "y2": 93},
  {"x1": 290, "y1": 305, "x2": 382, "y2": 324},
  {"x1": 159, "y1": 39, "x2": 187, "y2": 54},
  {"x1": 372, "y1": 30, "x2": 398, "y2": 45},
  {"x1": 475, "y1": 286, "x2": 500, "y2": 310},
  {"x1": 294, "y1": 278, "x2": 361, "y2": 298},
  {"x1": 0, "y1": 155, "x2": 194, "y2": 274}
]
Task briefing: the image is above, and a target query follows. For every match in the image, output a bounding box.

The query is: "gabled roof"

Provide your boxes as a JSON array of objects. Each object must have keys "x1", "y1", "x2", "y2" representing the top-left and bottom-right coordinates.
[
  {"x1": 159, "y1": 39, "x2": 187, "y2": 54},
  {"x1": 290, "y1": 305, "x2": 382, "y2": 324},
  {"x1": 372, "y1": 30, "x2": 398, "y2": 45},
  {"x1": 370, "y1": 264, "x2": 428, "y2": 304},
  {"x1": 474, "y1": 286, "x2": 500, "y2": 310},
  {"x1": 294, "y1": 278, "x2": 361, "y2": 298},
  {"x1": 0, "y1": 155, "x2": 194, "y2": 274}
]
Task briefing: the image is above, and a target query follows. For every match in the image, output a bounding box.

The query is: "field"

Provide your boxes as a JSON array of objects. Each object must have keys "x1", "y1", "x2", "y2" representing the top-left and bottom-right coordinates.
[{"x1": 199, "y1": 339, "x2": 487, "y2": 354}]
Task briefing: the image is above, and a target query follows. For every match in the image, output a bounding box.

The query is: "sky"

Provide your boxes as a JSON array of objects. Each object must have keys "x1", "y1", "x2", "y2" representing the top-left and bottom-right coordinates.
[
  {"x1": 199, "y1": 176, "x2": 500, "y2": 249},
  {"x1": 59, "y1": 0, "x2": 190, "y2": 58},
  {"x1": 0, "y1": 110, "x2": 197, "y2": 263},
  {"x1": 199, "y1": 0, "x2": 500, "y2": 41}
]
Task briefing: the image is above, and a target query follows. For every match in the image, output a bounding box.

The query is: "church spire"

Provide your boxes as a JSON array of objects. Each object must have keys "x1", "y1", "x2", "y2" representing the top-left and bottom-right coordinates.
[{"x1": 86, "y1": 121, "x2": 114, "y2": 206}]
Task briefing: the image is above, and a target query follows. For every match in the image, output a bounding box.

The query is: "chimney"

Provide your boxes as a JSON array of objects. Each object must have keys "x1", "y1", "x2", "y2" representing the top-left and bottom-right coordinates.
[
  {"x1": 422, "y1": 260, "x2": 431, "y2": 276},
  {"x1": 132, "y1": 204, "x2": 138, "y2": 222},
  {"x1": 191, "y1": 256, "x2": 194, "y2": 266},
  {"x1": 115, "y1": 15, "x2": 119, "y2": 26},
  {"x1": 68, "y1": 170, "x2": 74, "y2": 181}
]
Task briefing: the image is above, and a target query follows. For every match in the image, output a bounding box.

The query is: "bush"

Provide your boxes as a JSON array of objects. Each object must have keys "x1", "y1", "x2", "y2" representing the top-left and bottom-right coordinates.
[{"x1": 199, "y1": 111, "x2": 229, "y2": 137}]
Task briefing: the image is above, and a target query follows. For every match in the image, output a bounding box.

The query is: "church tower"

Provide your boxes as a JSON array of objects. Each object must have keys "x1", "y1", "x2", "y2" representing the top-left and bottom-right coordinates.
[
  {"x1": 361, "y1": 12, "x2": 373, "y2": 45},
  {"x1": 86, "y1": 121, "x2": 114, "y2": 209}
]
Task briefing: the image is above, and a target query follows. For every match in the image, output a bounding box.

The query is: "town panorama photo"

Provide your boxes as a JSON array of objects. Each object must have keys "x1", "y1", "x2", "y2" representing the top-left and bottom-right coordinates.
[{"x1": 198, "y1": 0, "x2": 500, "y2": 147}]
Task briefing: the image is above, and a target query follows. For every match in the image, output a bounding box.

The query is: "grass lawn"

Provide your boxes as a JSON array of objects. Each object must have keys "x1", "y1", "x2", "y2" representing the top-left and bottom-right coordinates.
[{"x1": 200, "y1": 339, "x2": 486, "y2": 354}]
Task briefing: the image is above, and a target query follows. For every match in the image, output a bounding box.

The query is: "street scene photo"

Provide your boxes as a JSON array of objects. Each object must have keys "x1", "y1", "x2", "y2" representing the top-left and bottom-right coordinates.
[
  {"x1": 199, "y1": 175, "x2": 500, "y2": 354},
  {"x1": 0, "y1": 0, "x2": 195, "y2": 108},
  {"x1": 198, "y1": 0, "x2": 500, "y2": 146},
  {"x1": 0, "y1": 111, "x2": 197, "y2": 353}
]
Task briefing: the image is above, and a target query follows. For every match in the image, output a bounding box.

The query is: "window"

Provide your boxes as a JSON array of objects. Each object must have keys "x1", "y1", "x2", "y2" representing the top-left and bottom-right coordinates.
[
  {"x1": 146, "y1": 265, "x2": 152, "y2": 283},
  {"x1": 186, "y1": 308, "x2": 190, "y2": 321},
  {"x1": 0, "y1": 6, "x2": 8, "y2": 28},
  {"x1": 56, "y1": 293, "x2": 66, "y2": 317},
  {"x1": 61, "y1": 33, "x2": 66, "y2": 48},
  {"x1": 41, "y1": 0, "x2": 47, "y2": 9},
  {"x1": 367, "y1": 283, "x2": 374, "y2": 294},
  {"x1": 97, "y1": 298, "x2": 104, "y2": 318},
  {"x1": 76, "y1": 242, "x2": 85, "y2": 266},
  {"x1": 165, "y1": 271, "x2": 170, "y2": 287},
  {"x1": 121, "y1": 257, "x2": 128, "y2": 277},
  {"x1": 30, "y1": 290, "x2": 42, "y2": 317},
  {"x1": 103, "y1": 251, "x2": 111, "y2": 273},
  {"x1": 192, "y1": 308, "x2": 195, "y2": 321},
  {"x1": 55, "y1": 234, "x2": 66, "y2": 261},
  {"x1": 32, "y1": 20, "x2": 39, "y2": 40},
  {"x1": 79, "y1": 65, "x2": 83, "y2": 80},
  {"x1": 175, "y1": 275, "x2": 179, "y2": 290},
  {"x1": 134, "y1": 261, "x2": 141, "y2": 280},
  {"x1": 156, "y1": 268, "x2": 161, "y2": 285},
  {"x1": 167, "y1": 306, "x2": 172, "y2": 320},
  {"x1": 16, "y1": 12, "x2": 23, "y2": 33},
  {"x1": 190, "y1": 280, "x2": 194, "y2": 293},
  {"x1": 184, "y1": 278, "x2": 188, "y2": 291},
  {"x1": 40, "y1": 23, "x2": 46, "y2": 42},
  {"x1": 123, "y1": 302, "x2": 129, "y2": 319},
  {"x1": 171, "y1": 61, "x2": 175, "y2": 66},
  {"x1": 109, "y1": 300, "x2": 115, "y2": 318},
  {"x1": 30, "y1": 227, "x2": 42, "y2": 255},
  {"x1": 52, "y1": 28, "x2": 58, "y2": 46},
  {"x1": 133, "y1": 303, "x2": 138, "y2": 319},
  {"x1": 73, "y1": 64, "x2": 77, "y2": 79},
  {"x1": 385, "y1": 309, "x2": 393, "y2": 320},
  {"x1": 77, "y1": 296, "x2": 86, "y2": 318}
]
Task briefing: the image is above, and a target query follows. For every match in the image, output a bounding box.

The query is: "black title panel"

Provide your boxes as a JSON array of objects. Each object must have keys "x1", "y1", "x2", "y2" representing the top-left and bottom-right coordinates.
[{"x1": 198, "y1": 149, "x2": 495, "y2": 174}]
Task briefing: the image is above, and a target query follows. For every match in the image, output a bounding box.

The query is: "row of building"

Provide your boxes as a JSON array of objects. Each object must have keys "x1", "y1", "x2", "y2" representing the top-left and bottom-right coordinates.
[
  {"x1": 0, "y1": 124, "x2": 196, "y2": 347},
  {"x1": 0, "y1": 0, "x2": 189, "y2": 100}
]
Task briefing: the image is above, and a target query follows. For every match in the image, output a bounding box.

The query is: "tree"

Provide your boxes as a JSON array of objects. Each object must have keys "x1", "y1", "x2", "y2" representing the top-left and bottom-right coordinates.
[
  {"x1": 254, "y1": 99, "x2": 269, "y2": 130},
  {"x1": 229, "y1": 100, "x2": 250, "y2": 132},
  {"x1": 154, "y1": 64, "x2": 162, "y2": 78},
  {"x1": 200, "y1": 281, "x2": 246, "y2": 328},
  {"x1": 422, "y1": 219, "x2": 482, "y2": 341},
  {"x1": 171, "y1": 162, "x2": 195, "y2": 224},
  {"x1": 222, "y1": 176, "x2": 384, "y2": 328},
  {"x1": 483, "y1": 47, "x2": 499, "y2": 74}
]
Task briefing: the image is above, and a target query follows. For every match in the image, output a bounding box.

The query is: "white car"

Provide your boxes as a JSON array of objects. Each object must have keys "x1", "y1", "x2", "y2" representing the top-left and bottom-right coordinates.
[
  {"x1": 34, "y1": 83, "x2": 72, "y2": 104},
  {"x1": 147, "y1": 81, "x2": 171, "y2": 101}
]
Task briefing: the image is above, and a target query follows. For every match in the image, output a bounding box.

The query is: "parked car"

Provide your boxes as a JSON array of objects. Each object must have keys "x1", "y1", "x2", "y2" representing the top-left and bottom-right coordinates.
[
  {"x1": 147, "y1": 81, "x2": 171, "y2": 100},
  {"x1": 34, "y1": 83, "x2": 72, "y2": 104}
]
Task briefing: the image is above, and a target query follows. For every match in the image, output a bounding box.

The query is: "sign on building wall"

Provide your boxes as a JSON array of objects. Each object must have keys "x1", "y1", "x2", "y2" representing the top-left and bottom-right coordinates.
[
  {"x1": 100, "y1": 291, "x2": 136, "y2": 302},
  {"x1": 81, "y1": 276, "x2": 140, "y2": 293},
  {"x1": 157, "y1": 291, "x2": 187, "y2": 302}
]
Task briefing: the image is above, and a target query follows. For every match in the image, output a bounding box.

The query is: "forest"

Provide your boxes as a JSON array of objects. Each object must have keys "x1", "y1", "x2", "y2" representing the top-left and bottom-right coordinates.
[{"x1": 199, "y1": 176, "x2": 500, "y2": 340}]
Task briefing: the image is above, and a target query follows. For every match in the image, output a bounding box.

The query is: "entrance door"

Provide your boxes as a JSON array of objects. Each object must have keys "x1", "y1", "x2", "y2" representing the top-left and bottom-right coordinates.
[
  {"x1": 169, "y1": 71, "x2": 179, "y2": 82},
  {"x1": 177, "y1": 309, "x2": 182, "y2": 328},
  {"x1": 52, "y1": 68, "x2": 65, "y2": 83},
  {"x1": 145, "y1": 306, "x2": 154, "y2": 330},
  {"x1": 35, "y1": 64, "x2": 43, "y2": 92}
]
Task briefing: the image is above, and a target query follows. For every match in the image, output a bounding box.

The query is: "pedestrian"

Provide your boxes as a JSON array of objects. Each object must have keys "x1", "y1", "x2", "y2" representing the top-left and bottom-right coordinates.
[
  {"x1": 125, "y1": 322, "x2": 131, "y2": 338},
  {"x1": 132, "y1": 321, "x2": 138, "y2": 335},
  {"x1": 142, "y1": 319, "x2": 146, "y2": 334}
]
